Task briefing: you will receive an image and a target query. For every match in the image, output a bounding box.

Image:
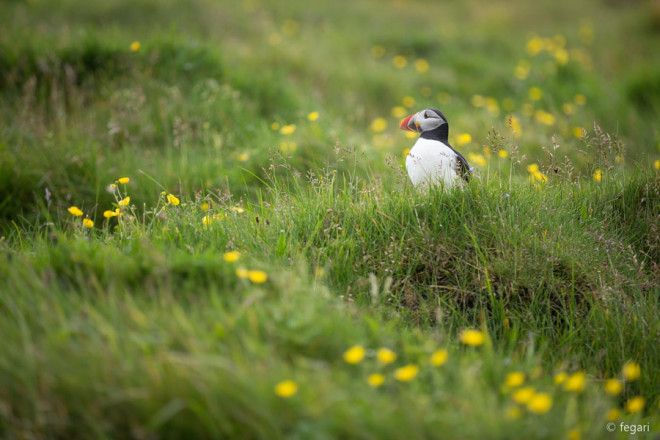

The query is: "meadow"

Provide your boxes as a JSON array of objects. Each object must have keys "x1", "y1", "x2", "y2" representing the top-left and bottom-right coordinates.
[{"x1": 0, "y1": 0, "x2": 658, "y2": 438}]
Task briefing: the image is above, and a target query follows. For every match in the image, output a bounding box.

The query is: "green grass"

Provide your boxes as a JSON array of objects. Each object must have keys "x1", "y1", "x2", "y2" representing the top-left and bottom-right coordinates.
[{"x1": 0, "y1": 0, "x2": 658, "y2": 438}]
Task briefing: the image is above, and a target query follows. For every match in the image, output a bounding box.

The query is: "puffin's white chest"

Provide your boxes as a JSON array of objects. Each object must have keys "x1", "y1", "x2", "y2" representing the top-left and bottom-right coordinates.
[{"x1": 405, "y1": 138, "x2": 461, "y2": 189}]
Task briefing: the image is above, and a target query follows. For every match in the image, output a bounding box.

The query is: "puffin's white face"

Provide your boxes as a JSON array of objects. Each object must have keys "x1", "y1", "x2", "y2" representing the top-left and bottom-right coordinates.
[{"x1": 399, "y1": 108, "x2": 447, "y2": 133}]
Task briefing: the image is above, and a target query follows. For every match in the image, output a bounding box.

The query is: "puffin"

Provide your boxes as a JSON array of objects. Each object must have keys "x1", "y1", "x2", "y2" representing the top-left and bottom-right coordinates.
[{"x1": 399, "y1": 108, "x2": 472, "y2": 189}]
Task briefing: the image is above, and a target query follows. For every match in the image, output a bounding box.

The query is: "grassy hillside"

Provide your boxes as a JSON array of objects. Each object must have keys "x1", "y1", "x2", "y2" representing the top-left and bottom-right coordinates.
[{"x1": 0, "y1": 0, "x2": 658, "y2": 438}]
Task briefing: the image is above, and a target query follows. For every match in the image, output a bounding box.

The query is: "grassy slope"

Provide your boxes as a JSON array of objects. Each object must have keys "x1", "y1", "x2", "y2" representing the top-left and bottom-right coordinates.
[{"x1": 0, "y1": 0, "x2": 659, "y2": 438}]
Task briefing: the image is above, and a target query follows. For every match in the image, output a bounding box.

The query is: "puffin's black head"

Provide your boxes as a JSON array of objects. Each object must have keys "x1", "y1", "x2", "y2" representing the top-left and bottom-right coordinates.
[{"x1": 399, "y1": 108, "x2": 448, "y2": 133}]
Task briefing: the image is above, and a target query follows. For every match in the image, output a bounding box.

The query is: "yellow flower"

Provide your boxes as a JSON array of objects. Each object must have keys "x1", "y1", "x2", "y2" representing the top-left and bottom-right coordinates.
[
  {"x1": 459, "y1": 329, "x2": 485, "y2": 346},
  {"x1": 654, "y1": 159, "x2": 660, "y2": 170},
  {"x1": 553, "y1": 48, "x2": 569, "y2": 65},
  {"x1": 247, "y1": 270, "x2": 268, "y2": 284},
  {"x1": 485, "y1": 97, "x2": 500, "y2": 115},
  {"x1": 402, "y1": 148, "x2": 411, "y2": 158},
  {"x1": 392, "y1": 55, "x2": 407, "y2": 69},
  {"x1": 505, "y1": 406, "x2": 522, "y2": 420},
  {"x1": 615, "y1": 155, "x2": 624, "y2": 164},
  {"x1": 625, "y1": 396, "x2": 645, "y2": 413},
  {"x1": 554, "y1": 372, "x2": 567, "y2": 385},
  {"x1": 103, "y1": 209, "x2": 119, "y2": 219},
  {"x1": 528, "y1": 87, "x2": 543, "y2": 101},
  {"x1": 504, "y1": 372, "x2": 525, "y2": 389},
  {"x1": 622, "y1": 361, "x2": 641, "y2": 381},
  {"x1": 166, "y1": 194, "x2": 180, "y2": 206},
  {"x1": 471, "y1": 94, "x2": 485, "y2": 108},
  {"x1": 604, "y1": 378, "x2": 622, "y2": 396},
  {"x1": 68, "y1": 206, "x2": 83, "y2": 217},
  {"x1": 514, "y1": 60, "x2": 530, "y2": 80},
  {"x1": 367, "y1": 373, "x2": 385, "y2": 388},
  {"x1": 129, "y1": 41, "x2": 141, "y2": 52},
  {"x1": 467, "y1": 153, "x2": 487, "y2": 168},
  {"x1": 370, "y1": 118, "x2": 388, "y2": 133},
  {"x1": 563, "y1": 103, "x2": 575, "y2": 115},
  {"x1": 527, "y1": 392, "x2": 552, "y2": 414},
  {"x1": 606, "y1": 408, "x2": 621, "y2": 421},
  {"x1": 573, "y1": 127, "x2": 586, "y2": 139},
  {"x1": 512, "y1": 386, "x2": 536, "y2": 404},
  {"x1": 567, "y1": 428, "x2": 581, "y2": 440},
  {"x1": 574, "y1": 94, "x2": 587, "y2": 105},
  {"x1": 117, "y1": 177, "x2": 130, "y2": 184},
  {"x1": 455, "y1": 133, "x2": 472, "y2": 146},
  {"x1": 526, "y1": 36, "x2": 544, "y2": 55},
  {"x1": 200, "y1": 202, "x2": 210, "y2": 212},
  {"x1": 237, "y1": 152, "x2": 250, "y2": 162},
  {"x1": 414, "y1": 58, "x2": 429, "y2": 73},
  {"x1": 405, "y1": 131, "x2": 417, "y2": 139},
  {"x1": 592, "y1": 168, "x2": 602, "y2": 183},
  {"x1": 235, "y1": 267, "x2": 249, "y2": 279},
  {"x1": 274, "y1": 380, "x2": 298, "y2": 398},
  {"x1": 278, "y1": 141, "x2": 297, "y2": 154},
  {"x1": 307, "y1": 111, "x2": 319, "y2": 122},
  {"x1": 371, "y1": 45, "x2": 386, "y2": 58},
  {"x1": 402, "y1": 96, "x2": 415, "y2": 108},
  {"x1": 118, "y1": 196, "x2": 131, "y2": 207},
  {"x1": 82, "y1": 218, "x2": 94, "y2": 229},
  {"x1": 270, "y1": 122, "x2": 280, "y2": 130},
  {"x1": 376, "y1": 348, "x2": 397, "y2": 365},
  {"x1": 430, "y1": 349, "x2": 448, "y2": 367},
  {"x1": 343, "y1": 345, "x2": 366, "y2": 364},
  {"x1": 391, "y1": 106, "x2": 407, "y2": 118},
  {"x1": 230, "y1": 206, "x2": 245, "y2": 214},
  {"x1": 534, "y1": 110, "x2": 556, "y2": 126},
  {"x1": 223, "y1": 251, "x2": 241, "y2": 263},
  {"x1": 280, "y1": 124, "x2": 296, "y2": 135},
  {"x1": 507, "y1": 115, "x2": 522, "y2": 138},
  {"x1": 498, "y1": 149, "x2": 509, "y2": 158},
  {"x1": 394, "y1": 364, "x2": 419, "y2": 382},
  {"x1": 563, "y1": 371, "x2": 586, "y2": 393}
]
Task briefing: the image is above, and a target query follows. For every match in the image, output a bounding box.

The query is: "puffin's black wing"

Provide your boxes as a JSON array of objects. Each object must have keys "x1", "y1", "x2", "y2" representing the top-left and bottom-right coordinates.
[{"x1": 446, "y1": 142, "x2": 472, "y2": 181}]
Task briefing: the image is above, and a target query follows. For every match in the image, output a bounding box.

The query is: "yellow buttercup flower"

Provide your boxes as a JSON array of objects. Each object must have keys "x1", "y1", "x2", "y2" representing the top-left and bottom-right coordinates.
[
  {"x1": 534, "y1": 110, "x2": 555, "y2": 126},
  {"x1": 230, "y1": 206, "x2": 245, "y2": 214},
  {"x1": 459, "y1": 329, "x2": 485, "y2": 346},
  {"x1": 391, "y1": 106, "x2": 407, "y2": 118},
  {"x1": 237, "y1": 152, "x2": 250, "y2": 162},
  {"x1": 606, "y1": 408, "x2": 621, "y2": 421},
  {"x1": 553, "y1": 372, "x2": 567, "y2": 385},
  {"x1": 405, "y1": 131, "x2": 417, "y2": 139},
  {"x1": 117, "y1": 177, "x2": 130, "y2": 184},
  {"x1": 622, "y1": 361, "x2": 640, "y2": 381},
  {"x1": 574, "y1": 94, "x2": 587, "y2": 105},
  {"x1": 68, "y1": 206, "x2": 83, "y2": 217},
  {"x1": 392, "y1": 55, "x2": 407, "y2": 69},
  {"x1": 563, "y1": 371, "x2": 586, "y2": 393},
  {"x1": 103, "y1": 209, "x2": 119, "y2": 219},
  {"x1": 455, "y1": 133, "x2": 472, "y2": 146},
  {"x1": 394, "y1": 364, "x2": 419, "y2": 382},
  {"x1": 367, "y1": 373, "x2": 385, "y2": 388},
  {"x1": 527, "y1": 163, "x2": 539, "y2": 173},
  {"x1": 471, "y1": 94, "x2": 485, "y2": 108},
  {"x1": 507, "y1": 115, "x2": 522, "y2": 138},
  {"x1": 563, "y1": 103, "x2": 575, "y2": 115},
  {"x1": 82, "y1": 218, "x2": 94, "y2": 229},
  {"x1": 592, "y1": 168, "x2": 602, "y2": 183},
  {"x1": 512, "y1": 386, "x2": 535, "y2": 404},
  {"x1": 430, "y1": 349, "x2": 448, "y2": 367},
  {"x1": 625, "y1": 396, "x2": 645, "y2": 413},
  {"x1": 654, "y1": 159, "x2": 660, "y2": 170},
  {"x1": 280, "y1": 124, "x2": 296, "y2": 135},
  {"x1": 498, "y1": 149, "x2": 509, "y2": 158},
  {"x1": 130, "y1": 41, "x2": 141, "y2": 52},
  {"x1": 166, "y1": 194, "x2": 180, "y2": 206},
  {"x1": 402, "y1": 96, "x2": 415, "y2": 108},
  {"x1": 528, "y1": 87, "x2": 543, "y2": 101},
  {"x1": 376, "y1": 348, "x2": 397, "y2": 365},
  {"x1": 567, "y1": 429, "x2": 581, "y2": 440},
  {"x1": 526, "y1": 36, "x2": 544, "y2": 55},
  {"x1": 504, "y1": 372, "x2": 525, "y2": 389},
  {"x1": 527, "y1": 392, "x2": 552, "y2": 414},
  {"x1": 270, "y1": 122, "x2": 280, "y2": 131},
  {"x1": 514, "y1": 60, "x2": 530, "y2": 80},
  {"x1": 343, "y1": 345, "x2": 366, "y2": 364},
  {"x1": 247, "y1": 270, "x2": 268, "y2": 284},
  {"x1": 118, "y1": 196, "x2": 131, "y2": 207},
  {"x1": 573, "y1": 127, "x2": 586, "y2": 139},
  {"x1": 307, "y1": 111, "x2": 319, "y2": 122},
  {"x1": 235, "y1": 267, "x2": 249, "y2": 279},
  {"x1": 200, "y1": 202, "x2": 210, "y2": 212},
  {"x1": 414, "y1": 58, "x2": 429, "y2": 73},
  {"x1": 274, "y1": 380, "x2": 298, "y2": 398},
  {"x1": 223, "y1": 251, "x2": 241, "y2": 263},
  {"x1": 604, "y1": 378, "x2": 622, "y2": 396},
  {"x1": 467, "y1": 153, "x2": 487, "y2": 168},
  {"x1": 402, "y1": 148, "x2": 411, "y2": 158},
  {"x1": 370, "y1": 118, "x2": 388, "y2": 133}
]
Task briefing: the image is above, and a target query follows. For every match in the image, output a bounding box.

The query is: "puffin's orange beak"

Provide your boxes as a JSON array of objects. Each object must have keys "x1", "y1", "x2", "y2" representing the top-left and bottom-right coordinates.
[{"x1": 399, "y1": 114, "x2": 414, "y2": 131}]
